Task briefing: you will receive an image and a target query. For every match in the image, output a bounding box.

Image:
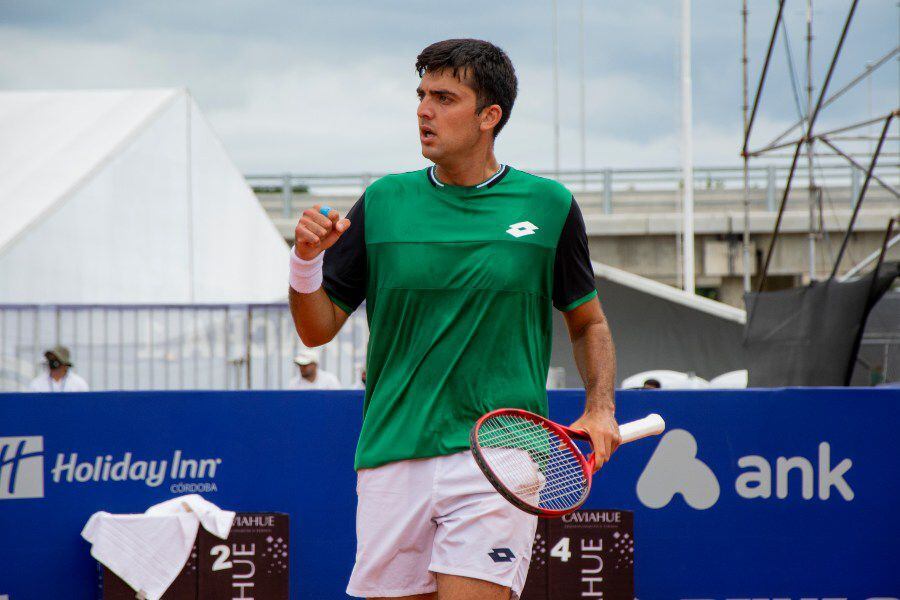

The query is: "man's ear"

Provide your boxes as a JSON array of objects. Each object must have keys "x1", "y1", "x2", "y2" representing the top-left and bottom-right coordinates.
[{"x1": 479, "y1": 104, "x2": 502, "y2": 133}]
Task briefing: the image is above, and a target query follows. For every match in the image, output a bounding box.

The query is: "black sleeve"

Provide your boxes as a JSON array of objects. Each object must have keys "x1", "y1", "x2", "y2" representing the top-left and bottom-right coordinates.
[
  {"x1": 552, "y1": 198, "x2": 597, "y2": 311},
  {"x1": 322, "y1": 193, "x2": 367, "y2": 313}
]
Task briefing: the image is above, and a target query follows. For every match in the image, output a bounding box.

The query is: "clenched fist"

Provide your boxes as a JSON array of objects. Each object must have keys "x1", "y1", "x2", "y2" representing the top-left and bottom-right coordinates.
[{"x1": 294, "y1": 204, "x2": 351, "y2": 260}]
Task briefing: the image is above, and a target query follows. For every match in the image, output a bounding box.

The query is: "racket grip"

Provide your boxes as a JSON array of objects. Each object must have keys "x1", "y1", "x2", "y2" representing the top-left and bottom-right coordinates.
[{"x1": 618, "y1": 414, "x2": 665, "y2": 445}]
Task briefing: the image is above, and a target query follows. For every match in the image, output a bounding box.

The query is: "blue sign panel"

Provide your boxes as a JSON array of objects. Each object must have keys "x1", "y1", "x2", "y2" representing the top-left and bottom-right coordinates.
[{"x1": 0, "y1": 388, "x2": 898, "y2": 599}]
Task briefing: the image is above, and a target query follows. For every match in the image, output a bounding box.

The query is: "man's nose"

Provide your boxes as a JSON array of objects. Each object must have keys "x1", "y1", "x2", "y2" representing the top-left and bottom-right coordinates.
[{"x1": 417, "y1": 99, "x2": 433, "y2": 120}]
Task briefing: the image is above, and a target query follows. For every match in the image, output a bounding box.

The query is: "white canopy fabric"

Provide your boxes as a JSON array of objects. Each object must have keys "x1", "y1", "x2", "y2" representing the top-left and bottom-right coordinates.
[
  {"x1": 709, "y1": 369, "x2": 749, "y2": 389},
  {"x1": 0, "y1": 89, "x2": 289, "y2": 303},
  {"x1": 621, "y1": 370, "x2": 711, "y2": 390}
]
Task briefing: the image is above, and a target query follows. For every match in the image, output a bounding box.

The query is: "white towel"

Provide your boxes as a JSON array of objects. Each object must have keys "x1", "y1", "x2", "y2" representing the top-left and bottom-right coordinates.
[
  {"x1": 81, "y1": 495, "x2": 235, "y2": 600},
  {"x1": 81, "y1": 511, "x2": 198, "y2": 600},
  {"x1": 145, "y1": 494, "x2": 235, "y2": 540}
]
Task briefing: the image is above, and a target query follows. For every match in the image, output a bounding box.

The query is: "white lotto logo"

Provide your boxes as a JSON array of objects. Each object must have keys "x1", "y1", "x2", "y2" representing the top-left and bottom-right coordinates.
[
  {"x1": 0, "y1": 436, "x2": 45, "y2": 500},
  {"x1": 506, "y1": 221, "x2": 539, "y2": 238},
  {"x1": 636, "y1": 429, "x2": 854, "y2": 510}
]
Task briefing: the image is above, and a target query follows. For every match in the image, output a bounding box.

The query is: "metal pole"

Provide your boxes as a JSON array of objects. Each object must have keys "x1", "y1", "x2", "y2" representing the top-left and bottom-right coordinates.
[
  {"x1": 806, "y1": 0, "x2": 817, "y2": 281},
  {"x1": 86, "y1": 308, "x2": 93, "y2": 385},
  {"x1": 0, "y1": 309, "x2": 5, "y2": 391},
  {"x1": 148, "y1": 308, "x2": 154, "y2": 389},
  {"x1": 246, "y1": 306, "x2": 252, "y2": 390},
  {"x1": 819, "y1": 135, "x2": 899, "y2": 198},
  {"x1": 276, "y1": 306, "x2": 283, "y2": 389},
  {"x1": 757, "y1": 0, "x2": 859, "y2": 294},
  {"x1": 840, "y1": 232, "x2": 900, "y2": 281},
  {"x1": 179, "y1": 307, "x2": 184, "y2": 389},
  {"x1": 185, "y1": 93, "x2": 196, "y2": 303},
  {"x1": 282, "y1": 173, "x2": 293, "y2": 219},
  {"x1": 118, "y1": 309, "x2": 123, "y2": 389},
  {"x1": 763, "y1": 46, "x2": 899, "y2": 151},
  {"x1": 133, "y1": 309, "x2": 139, "y2": 389},
  {"x1": 103, "y1": 308, "x2": 109, "y2": 390},
  {"x1": 843, "y1": 217, "x2": 897, "y2": 385},
  {"x1": 743, "y1": 0, "x2": 786, "y2": 158},
  {"x1": 752, "y1": 113, "x2": 896, "y2": 156},
  {"x1": 164, "y1": 309, "x2": 170, "y2": 390},
  {"x1": 681, "y1": 0, "x2": 695, "y2": 294},
  {"x1": 579, "y1": 0, "x2": 587, "y2": 189},
  {"x1": 602, "y1": 168, "x2": 613, "y2": 213},
  {"x1": 829, "y1": 114, "x2": 894, "y2": 279},
  {"x1": 766, "y1": 165, "x2": 777, "y2": 211},
  {"x1": 552, "y1": 0, "x2": 560, "y2": 178},
  {"x1": 741, "y1": 0, "x2": 751, "y2": 292}
]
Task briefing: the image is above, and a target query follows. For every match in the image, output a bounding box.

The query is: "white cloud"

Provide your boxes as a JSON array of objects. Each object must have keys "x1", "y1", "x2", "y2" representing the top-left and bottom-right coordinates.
[{"x1": 1, "y1": 0, "x2": 896, "y2": 175}]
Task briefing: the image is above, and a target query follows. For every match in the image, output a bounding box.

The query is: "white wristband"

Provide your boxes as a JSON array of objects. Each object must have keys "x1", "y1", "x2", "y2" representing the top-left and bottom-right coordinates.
[{"x1": 289, "y1": 246, "x2": 324, "y2": 294}]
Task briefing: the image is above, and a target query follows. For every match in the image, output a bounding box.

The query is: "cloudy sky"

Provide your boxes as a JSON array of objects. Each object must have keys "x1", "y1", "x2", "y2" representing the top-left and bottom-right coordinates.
[{"x1": 1, "y1": 1, "x2": 897, "y2": 174}]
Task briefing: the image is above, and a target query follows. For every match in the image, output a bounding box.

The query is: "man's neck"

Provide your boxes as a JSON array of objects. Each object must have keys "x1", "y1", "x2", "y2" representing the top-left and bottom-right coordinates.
[
  {"x1": 434, "y1": 146, "x2": 500, "y2": 187},
  {"x1": 50, "y1": 368, "x2": 67, "y2": 382}
]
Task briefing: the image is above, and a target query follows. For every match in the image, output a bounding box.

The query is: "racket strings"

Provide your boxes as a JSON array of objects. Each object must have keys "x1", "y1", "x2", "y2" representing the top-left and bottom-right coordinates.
[{"x1": 477, "y1": 414, "x2": 589, "y2": 512}]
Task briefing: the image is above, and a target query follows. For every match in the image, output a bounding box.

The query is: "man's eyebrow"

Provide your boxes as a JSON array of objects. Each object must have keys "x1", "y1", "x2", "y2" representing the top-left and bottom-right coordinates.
[{"x1": 416, "y1": 87, "x2": 459, "y2": 98}]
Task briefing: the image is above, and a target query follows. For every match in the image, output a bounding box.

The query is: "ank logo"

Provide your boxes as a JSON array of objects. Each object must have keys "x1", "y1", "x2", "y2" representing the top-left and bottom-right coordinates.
[
  {"x1": 636, "y1": 429, "x2": 855, "y2": 510},
  {"x1": 637, "y1": 429, "x2": 719, "y2": 510}
]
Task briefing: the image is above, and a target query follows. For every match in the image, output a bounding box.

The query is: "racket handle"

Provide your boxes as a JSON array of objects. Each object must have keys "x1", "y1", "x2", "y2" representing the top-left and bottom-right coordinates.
[{"x1": 618, "y1": 413, "x2": 666, "y2": 445}]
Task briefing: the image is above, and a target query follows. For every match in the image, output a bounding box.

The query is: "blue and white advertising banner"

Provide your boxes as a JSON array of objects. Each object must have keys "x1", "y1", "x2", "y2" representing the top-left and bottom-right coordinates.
[{"x1": 1, "y1": 389, "x2": 898, "y2": 599}]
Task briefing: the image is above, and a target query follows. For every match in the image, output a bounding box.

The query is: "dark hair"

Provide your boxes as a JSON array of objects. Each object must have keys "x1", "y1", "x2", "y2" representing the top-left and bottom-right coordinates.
[{"x1": 416, "y1": 39, "x2": 518, "y2": 137}]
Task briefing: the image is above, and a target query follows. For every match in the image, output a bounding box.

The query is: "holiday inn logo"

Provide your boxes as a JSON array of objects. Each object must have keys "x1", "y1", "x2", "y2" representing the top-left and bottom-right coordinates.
[
  {"x1": 0, "y1": 435, "x2": 224, "y2": 499},
  {"x1": 0, "y1": 436, "x2": 45, "y2": 499}
]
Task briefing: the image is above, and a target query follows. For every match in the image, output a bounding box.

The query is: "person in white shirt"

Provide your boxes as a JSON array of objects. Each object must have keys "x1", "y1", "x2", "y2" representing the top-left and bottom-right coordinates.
[
  {"x1": 353, "y1": 368, "x2": 367, "y2": 390},
  {"x1": 27, "y1": 345, "x2": 90, "y2": 392},
  {"x1": 288, "y1": 348, "x2": 342, "y2": 390}
]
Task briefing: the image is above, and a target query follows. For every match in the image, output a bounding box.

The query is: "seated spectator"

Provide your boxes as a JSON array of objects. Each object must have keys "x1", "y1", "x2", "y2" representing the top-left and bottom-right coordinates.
[
  {"x1": 289, "y1": 349, "x2": 341, "y2": 390},
  {"x1": 28, "y1": 346, "x2": 89, "y2": 392},
  {"x1": 642, "y1": 378, "x2": 661, "y2": 390}
]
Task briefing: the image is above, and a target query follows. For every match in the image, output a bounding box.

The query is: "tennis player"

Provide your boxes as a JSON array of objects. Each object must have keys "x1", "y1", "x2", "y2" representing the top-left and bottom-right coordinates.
[{"x1": 289, "y1": 38, "x2": 620, "y2": 600}]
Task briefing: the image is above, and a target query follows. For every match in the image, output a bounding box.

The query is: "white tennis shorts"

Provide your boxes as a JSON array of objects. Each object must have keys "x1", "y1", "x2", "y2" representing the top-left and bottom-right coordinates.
[{"x1": 346, "y1": 450, "x2": 538, "y2": 599}]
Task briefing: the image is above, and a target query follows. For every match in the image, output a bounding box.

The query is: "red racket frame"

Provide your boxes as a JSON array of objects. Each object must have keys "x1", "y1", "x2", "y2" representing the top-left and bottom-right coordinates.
[{"x1": 470, "y1": 408, "x2": 596, "y2": 518}]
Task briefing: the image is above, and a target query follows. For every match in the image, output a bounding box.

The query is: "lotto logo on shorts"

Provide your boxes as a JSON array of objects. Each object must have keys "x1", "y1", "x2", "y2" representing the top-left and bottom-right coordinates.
[
  {"x1": 488, "y1": 547, "x2": 516, "y2": 563},
  {"x1": 0, "y1": 436, "x2": 45, "y2": 500}
]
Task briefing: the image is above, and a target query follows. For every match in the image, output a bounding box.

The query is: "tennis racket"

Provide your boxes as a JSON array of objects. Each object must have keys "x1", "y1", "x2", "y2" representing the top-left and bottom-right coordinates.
[{"x1": 470, "y1": 408, "x2": 665, "y2": 517}]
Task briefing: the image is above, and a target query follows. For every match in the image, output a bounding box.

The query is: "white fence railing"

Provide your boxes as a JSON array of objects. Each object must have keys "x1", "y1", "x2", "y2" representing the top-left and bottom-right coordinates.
[
  {"x1": 0, "y1": 304, "x2": 368, "y2": 392},
  {"x1": 247, "y1": 162, "x2": 900, "y2": 217}
]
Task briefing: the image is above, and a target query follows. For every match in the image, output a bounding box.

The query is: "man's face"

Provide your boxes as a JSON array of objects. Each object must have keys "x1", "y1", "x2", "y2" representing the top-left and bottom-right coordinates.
[
  {"x1": 46, "y1": 354, "x2": 64, "y2": 371},
  {"x1": 417, "y1": 69, "x2": 484, "y2": 163},
  {"x1": 299, "y1": 363, "x2": 317, "y2": 379}
]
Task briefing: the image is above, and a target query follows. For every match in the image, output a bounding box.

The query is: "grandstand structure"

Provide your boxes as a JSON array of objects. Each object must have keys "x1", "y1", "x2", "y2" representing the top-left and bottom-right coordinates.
[{"x1": 249, "y1": 163, "x2": 899, "y2": 307}]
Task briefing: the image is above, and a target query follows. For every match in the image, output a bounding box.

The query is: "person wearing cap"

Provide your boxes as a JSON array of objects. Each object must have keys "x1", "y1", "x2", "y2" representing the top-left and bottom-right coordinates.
[
  {"x1": 289, "y1": 348, "x2": 342, "y2": 390},
  {"x1": 27, "y1": 346, "x2": 90, "y2": 392}
]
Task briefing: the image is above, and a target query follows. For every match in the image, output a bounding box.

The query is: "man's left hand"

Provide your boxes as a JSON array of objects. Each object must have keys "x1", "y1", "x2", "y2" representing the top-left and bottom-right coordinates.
[{"x1": 569, "y1": 409, "x2": 621, "y2": 472}]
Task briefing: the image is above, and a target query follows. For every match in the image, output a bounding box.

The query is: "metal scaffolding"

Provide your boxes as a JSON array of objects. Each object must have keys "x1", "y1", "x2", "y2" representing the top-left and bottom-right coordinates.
[{"x1": 741, "y1": 0, "x2": 900, "y2": 296}]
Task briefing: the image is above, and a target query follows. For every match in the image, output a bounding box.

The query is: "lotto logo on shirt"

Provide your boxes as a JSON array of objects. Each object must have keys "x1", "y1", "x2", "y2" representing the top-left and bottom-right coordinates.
[{"x1": 0, "y1": 436, "x2": 45, "y2": 500}]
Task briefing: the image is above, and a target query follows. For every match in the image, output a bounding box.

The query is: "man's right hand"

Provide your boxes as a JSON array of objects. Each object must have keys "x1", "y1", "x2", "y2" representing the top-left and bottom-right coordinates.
[{"x1": 294, "y1": 204, "x2": 351, "y2": 260}]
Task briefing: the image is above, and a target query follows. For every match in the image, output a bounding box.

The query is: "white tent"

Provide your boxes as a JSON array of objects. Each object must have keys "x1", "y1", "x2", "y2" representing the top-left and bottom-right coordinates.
[{"x1": 0, "y1": 89, "x2": 289, "y2": 303}]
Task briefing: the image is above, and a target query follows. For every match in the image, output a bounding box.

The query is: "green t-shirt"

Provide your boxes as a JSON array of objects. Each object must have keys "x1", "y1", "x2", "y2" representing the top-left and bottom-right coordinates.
[{"x1": 323, "y1": 165, "x2": 597, "y2": 470}]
